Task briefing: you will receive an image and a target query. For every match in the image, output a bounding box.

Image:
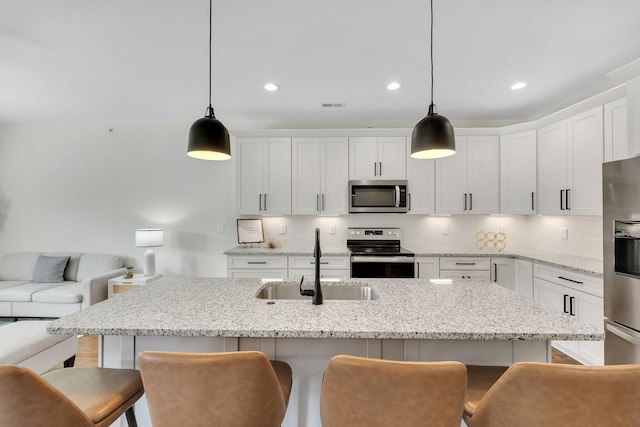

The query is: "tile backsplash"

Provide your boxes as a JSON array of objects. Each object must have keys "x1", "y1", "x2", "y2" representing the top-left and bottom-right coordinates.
[{"x1": 259, "y1": 214, "x2": 603, "y2": 260}]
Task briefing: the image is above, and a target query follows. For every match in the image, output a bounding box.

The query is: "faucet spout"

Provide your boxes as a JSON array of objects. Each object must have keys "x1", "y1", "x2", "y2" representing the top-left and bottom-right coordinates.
[{"x1": 313, "y1": 228, "x2": 323, "y2": 305}]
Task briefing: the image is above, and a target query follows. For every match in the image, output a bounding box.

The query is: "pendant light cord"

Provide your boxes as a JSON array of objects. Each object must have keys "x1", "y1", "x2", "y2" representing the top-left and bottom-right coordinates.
[
  {"x1": 207, "y1": 0, "x2": 215, "y2": 118},
  {"x1": 430, "y1": 0, "x2": 434, "y2": 107}
]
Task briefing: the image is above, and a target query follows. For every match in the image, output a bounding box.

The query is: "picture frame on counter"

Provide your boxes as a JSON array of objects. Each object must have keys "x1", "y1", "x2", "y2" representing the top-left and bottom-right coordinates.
[{"x1": 236, "y1": 218, "x2": 264, "y2": 244}]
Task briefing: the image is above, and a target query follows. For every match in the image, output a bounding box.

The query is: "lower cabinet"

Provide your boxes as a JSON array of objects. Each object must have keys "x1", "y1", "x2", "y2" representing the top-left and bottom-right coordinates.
[
  {"x1": 514, "y1": 259, "x2": 534, "y2": 300},
  {"x1": 287, "y1": 256, "x2": 350, "y2": 281},
  {"x1": 440, "y1": 257, "x2": 491, "y2": 281},
  {"x1": 491, "y1": 258, "x2": 515, "y2": 291},
  {"x1": 226, "y1": 255, "x2": 288, "y2": 280},
  {"x1": 415, "y1": 257, "x2": 439, "y2": 279},
  {"x1": 533, "y1": 264, "x2": 604, "y2": 365}
]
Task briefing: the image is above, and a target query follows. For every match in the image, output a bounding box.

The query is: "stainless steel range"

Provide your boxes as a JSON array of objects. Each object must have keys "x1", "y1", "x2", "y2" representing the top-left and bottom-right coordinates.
[{"x1": 347, "y1": 227, "x2": 415, "y2": 278}]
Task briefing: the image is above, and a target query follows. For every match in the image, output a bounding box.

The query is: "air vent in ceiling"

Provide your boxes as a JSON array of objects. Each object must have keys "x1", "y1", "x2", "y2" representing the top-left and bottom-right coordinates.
[{"x1": 321, "y1": 103, "x2": 346, "y2": 108}]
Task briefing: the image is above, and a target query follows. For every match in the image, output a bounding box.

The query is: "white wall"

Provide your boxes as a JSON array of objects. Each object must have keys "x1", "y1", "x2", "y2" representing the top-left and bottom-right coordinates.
[
  {"x1": 0, "y1": 122, "x2": 603, "y2": 280},
  {"x1": 0, "y1": 122, "x2": 238, "y2": 277}
]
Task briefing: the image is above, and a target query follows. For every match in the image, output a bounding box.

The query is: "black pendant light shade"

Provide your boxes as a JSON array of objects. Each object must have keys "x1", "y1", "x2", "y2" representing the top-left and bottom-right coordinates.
[
  {"x1": 187, "y1": 0, "x2": 231, "y2": 161},
  {"x1": 187, "y1": 107, "x2": 231, "y2": 161},
  {"x1": 410, "y1": 0, "x2": 456, "y2": 160},
  {"x1": 411, "y1": 104, "x2": 455, "y2": 159}
]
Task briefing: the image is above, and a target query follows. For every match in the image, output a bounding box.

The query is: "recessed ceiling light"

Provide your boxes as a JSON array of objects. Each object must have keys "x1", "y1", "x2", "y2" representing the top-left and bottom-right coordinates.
[
  {"x1": 264, "y1": 83, "x2": 280, "y2": 92},
  {"x1": 387, "y1": 82, "x2": 401, "y2": 91},
  {"x1": 510, "y1": 82, "x2": 527, "y2": 90}
]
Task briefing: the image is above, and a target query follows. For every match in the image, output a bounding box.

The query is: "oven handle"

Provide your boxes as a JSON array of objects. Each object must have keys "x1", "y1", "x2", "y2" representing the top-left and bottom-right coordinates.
[{"x1": 351, "y1": 256, "x2": 415, "y2": 263}]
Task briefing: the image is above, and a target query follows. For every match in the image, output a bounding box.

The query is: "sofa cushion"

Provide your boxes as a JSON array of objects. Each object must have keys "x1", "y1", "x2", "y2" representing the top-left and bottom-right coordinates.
[
  {"x1": 0, "y1": 282, "x2": 73, "y2": 302},
  {"x1": 32, "y1": 282, "x2": 83, "y2": 304},
  {"x1": 0, "y1": 281, "x2": 30, "y2": 291},
  {"x1": 0, "y1": 321, "x2": 73, "y2": 366},
  {"x1": 0, "y1": 252, "x2": 41, "y2": 281},
  {"x1": 32, "y1": 255, "x2": 71, "y2": 283},
  {"x1": 76, "y1": 254, "x2": 123, "y2": 281},
  {"x1": 44, "y1": 252, "x2": 81, "y2": 281}
]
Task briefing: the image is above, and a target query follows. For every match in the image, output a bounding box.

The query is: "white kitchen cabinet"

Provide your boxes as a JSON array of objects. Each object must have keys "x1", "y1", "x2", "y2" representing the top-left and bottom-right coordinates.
[
  {"x1": 533, "y1": 263, "x2": 603, "y2": 365},
  {"x1": 435, "y1": 136, "x2": 499, "y2": 214},
  {"x1": 349, "y1": 137, "x2": 406, "y2": 180},
  {"x1": 236, "y1": 137, "x2": 292, "y2": 216},
  {"x1": 292, "y1": 137, "x2": 348, "y2": 215},
  {"x1": 415, "y1": 257, "x2": 439, "y2": 279},
  {"x1": 514, "y1": 259, "x2": 534, "y2": 300},
  {"x1": 500, "y1": 130, "x2": 537, "y2": 214},
  {"x1": 440, "y1": 257, "x2": 491, "y2": 281},
  {"x1": 406, "y1": 143, "x2": 436, "y2": 214},
  {"x1": 285, "y1": 255, "x2": 350, "y2": 281},
  {"x1": 226, "y1": 255, "x2": 288, "y2": 280},
  {"x1": 537, "y1": 106, "x2": 603, "y2": 216},
  {"x1": 604, "y1": 97, "x2": 628, "y2": 162},
  {"x1": 491, "y1": 258, "x2": 514, "y2": 291}
]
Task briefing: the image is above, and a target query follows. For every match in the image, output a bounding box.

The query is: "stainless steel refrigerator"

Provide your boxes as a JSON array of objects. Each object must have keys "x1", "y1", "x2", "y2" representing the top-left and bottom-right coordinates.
[{"x1": 603, "y1": 156, "x2": 640, "y2": 364}]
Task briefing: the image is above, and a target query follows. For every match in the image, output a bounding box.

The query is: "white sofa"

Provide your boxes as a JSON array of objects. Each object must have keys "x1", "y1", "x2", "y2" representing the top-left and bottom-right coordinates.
[{"x1": 0, "y1": 252, "x2": 126, "y2": 318}]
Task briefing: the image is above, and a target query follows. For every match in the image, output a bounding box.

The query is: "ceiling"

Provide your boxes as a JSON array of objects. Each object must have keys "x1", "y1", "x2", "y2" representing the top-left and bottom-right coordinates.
[{"x1": 1, "y1": 0, "x2": 640, "y2": 130}]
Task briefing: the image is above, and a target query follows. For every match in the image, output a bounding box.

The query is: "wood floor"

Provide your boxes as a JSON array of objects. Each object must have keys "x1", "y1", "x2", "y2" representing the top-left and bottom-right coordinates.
[{"x1": 53, "y1": 335, "x2": 581, "y2": 370}]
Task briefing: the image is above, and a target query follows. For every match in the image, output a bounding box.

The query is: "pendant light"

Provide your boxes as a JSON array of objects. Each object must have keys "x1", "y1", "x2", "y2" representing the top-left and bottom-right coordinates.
[
  {"x1": 410, "y1": 0, "x2": 455, "y2": 159},
  {"x1": 187, "y1": 0, "x2": 231, "y2": 161}
]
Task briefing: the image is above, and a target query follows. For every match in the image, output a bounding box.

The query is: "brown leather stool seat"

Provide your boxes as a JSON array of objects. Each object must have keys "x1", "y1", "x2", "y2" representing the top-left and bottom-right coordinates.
[
  {"x1": 463, "y1": 362, "x2": 640, "y2": 427},
  {"x1": 0, "y1": 366, "x2": 143, "y2": 427},
  {"x1": 320, "y1": 355, "x2": 467, "y2": 427},
  {"x1": 138, "y1": 350, "x2": 292, "y2": 427}
]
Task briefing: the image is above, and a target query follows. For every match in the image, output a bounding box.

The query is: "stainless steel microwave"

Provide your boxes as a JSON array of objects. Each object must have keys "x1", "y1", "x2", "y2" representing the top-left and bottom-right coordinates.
[{"x1": 349, "y1": 180, "x2": 409, "y2": 213}]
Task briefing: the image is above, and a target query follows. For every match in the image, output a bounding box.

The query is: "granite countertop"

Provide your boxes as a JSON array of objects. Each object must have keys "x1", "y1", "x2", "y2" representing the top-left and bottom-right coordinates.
[
  {"x1": 224, "y1": 245, "x2": 603, "y2": 277},
  {"x1": 48, "y1": 277, "x2": 603, "y2": 341}
]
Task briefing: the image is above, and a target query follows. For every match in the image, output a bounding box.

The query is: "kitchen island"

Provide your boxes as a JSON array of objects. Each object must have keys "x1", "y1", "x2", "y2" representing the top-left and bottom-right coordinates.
[{"x1": 48, "y1": 277, "x2": 603, "y2": 427}]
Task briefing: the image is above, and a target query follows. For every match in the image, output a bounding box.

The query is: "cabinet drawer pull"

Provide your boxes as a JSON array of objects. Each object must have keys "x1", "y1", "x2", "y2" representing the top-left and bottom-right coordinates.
[
  {"x1": 374, "y1": 162, "x2": 377, "y2": 176},
  {"x1": 247, "y1": 261, "x2": 267, "y2": 265},
  {"x1": 563, "y1": 294, "x2": 569, "y2": 313},
  {"x1": 566, "y1": 188, "x2": 571, "y2": 210},
  {"x1": 379, "y1": 162, "x2": 382, "y2": 176},
  {"x1": 493, "y1": 263, "x2": 497, "y2": 282},
  {"x1": 560, "y1": 189, "x2": 565, "y2": 210},
  {"x1": 322, "y1": 193, "x2": 325, "y2": 211},
  {"x1": 259, "y1": 194, "x2": 262, "y2": 211},
  {"x1": 455, "y1": 262, "x2": 476, "y2": 265},
  {"x1": 309, "y1": 261, "x2": 329, "y2": 265},
  {"x1": 469, "y1": 193, "x2": 473, "y2": 211},
  {"x1": 264, "y1": 194, "x2": 268, "y2": 211},
  {"x1": 317, "y1": 194, "x2": 320, "y2": 211},
  {"x1": 416, "y1": 262, "x2": 420, "y2": 278},
  {"x1": 531, "y1": 192, "x2": 535, "y2": 211},
  {"x1": 558, "y1": 276, "x2": 583, "y2": 285},
  {"x1": 569, "y1": 296, "x2": 576, "y2": 316},
  {"x1": 463, "y1": 193, "x2": 467, "y2": 211}
]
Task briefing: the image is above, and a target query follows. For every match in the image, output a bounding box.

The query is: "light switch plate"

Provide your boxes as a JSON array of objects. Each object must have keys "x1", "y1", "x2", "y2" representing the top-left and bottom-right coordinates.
[
  {"x1": 560, "y1": 228, "x2": 568, "y2": 240},
  {"x1": 280, "y1": 224, "x2": 287, "y2": 234},
  {"x1": 329, "y1": 225, "x2": 336, "y2": 235},
  {"x1": 441, "y1": 225, "x2": 449, "y2": 235}
]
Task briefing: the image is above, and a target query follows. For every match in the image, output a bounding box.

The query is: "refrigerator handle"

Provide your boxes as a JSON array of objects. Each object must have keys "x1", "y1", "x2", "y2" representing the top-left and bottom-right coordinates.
[{"x1": 606, "y1": 321, "x2": 640, "y2": 346}]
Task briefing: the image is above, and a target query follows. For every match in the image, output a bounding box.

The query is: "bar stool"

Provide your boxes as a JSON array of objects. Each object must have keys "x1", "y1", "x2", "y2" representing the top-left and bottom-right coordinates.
[
  {"x1": 0, "y1": 366, "x2": 143, "y2": 427},
  {"x1": 463, "y1": 362, "x2": 640, "y2": 427},
  {"x1": 138, "y1": 350, "x2": 292, "y2": 427},
  {"x1": 320, "y1": 355, "x2": 467, "y2": 427}
]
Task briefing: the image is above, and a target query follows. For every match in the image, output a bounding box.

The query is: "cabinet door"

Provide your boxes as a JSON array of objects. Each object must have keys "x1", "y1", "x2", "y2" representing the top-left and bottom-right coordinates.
[
  {"x1": 466, "y1": 136, "x2": 500, "y2": 214},
  {"x1": 321, "y1": 138, "x2": 349, "y2": 215},
  {"x1": 435, "y1": 137, "x2": 467, "y2": 214},
  {"x1": 263, "y1": 138, "x2": 292, "y2": 216},
  {"x1": 500, "y1": 131, "x2": 537, "y2": 214},
  {"x1": 537, "y1": 121, "x2": 567, "y2": 215},
  {"x1": 349, "y1": 137, "x2": 379, "y2": 180},
  {"x1": 574, "y1": 290, "x2": 604, "y2": 365},
  {"x1": 533, "y1": 277, "x2": 567, "y2": 312},
  {"x1": 292, "y1": 138, "x2": 322, "y2": 215},
  {"x1": 377, "y1": 137, "x2": 407, "y2": 180},
  {"x1": 567, "y1": 106, "x2": 603, "y2": 216},
  {"x1": 415, "y1": 257, "x2": 439, "y2": 279},
  {"x1": 407, "y1": 140, "x2": 435, "y2": 214},
  {"x1": 514, "y1": 259, "x2": 533, "y2": 300},
  {"x1": 491, "y1": 258, "x2": 514, "y2": 291},
  {"x1": 604, "y1": 97, "x2": 628, "y2": 162},
  {"x1": 237, "y1": 138, "x2": 265, "y2": 215}
]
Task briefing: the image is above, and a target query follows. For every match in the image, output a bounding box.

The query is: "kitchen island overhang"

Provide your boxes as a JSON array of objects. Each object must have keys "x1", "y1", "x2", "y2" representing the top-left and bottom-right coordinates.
[{"x1": 48, "y1": 277, "x2": 603, "y2": 427}]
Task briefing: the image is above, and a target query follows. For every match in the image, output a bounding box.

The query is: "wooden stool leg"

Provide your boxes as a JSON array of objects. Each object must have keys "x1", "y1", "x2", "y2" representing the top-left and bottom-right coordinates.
[{"x1": 125, "y1": 407, "x2": 138, "y2": 427}]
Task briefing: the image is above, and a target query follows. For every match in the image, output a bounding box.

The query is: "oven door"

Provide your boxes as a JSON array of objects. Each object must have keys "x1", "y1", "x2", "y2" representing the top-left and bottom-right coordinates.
[{"x1": 351, "y1": 256, "x2": 415, "y2": 278}]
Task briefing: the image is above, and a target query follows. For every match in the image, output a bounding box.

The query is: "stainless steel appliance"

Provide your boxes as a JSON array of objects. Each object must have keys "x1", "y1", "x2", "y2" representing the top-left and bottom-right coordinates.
[
  {"x1": 349, "y1": 180, "x2": 409, "y2": 213},
  {"x1": 347, "y1": 227, "x2": 415, "y2": 278},
  {"x1": 603, "y1": 156, "x2": 640, "y2": 364}
]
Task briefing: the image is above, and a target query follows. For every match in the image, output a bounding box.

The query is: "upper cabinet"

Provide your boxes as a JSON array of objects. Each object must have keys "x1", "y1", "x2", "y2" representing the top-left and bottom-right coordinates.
[
  {"x1": 604, "y1": 97, "x2": 628, "y2": 162},
  {"x1": 406, "y1": 141, "x2": 435, "y2": 214},
  {"x1": 236, "y1": 137, "x2": 292, "y2": 216},
  {"x1": 500, "y1": 130, "x2": 537, "y2": 215},
  {"x1": 537, "y1": 106, "x2": 603, "y2": 216},
  {"x1": 349, "y1": 137, "x2": 407, "y2": 180},
  {"x1": 435, "y1": 136, "x2": 500, "y2": 214},
  {"x1": 292, "y1": 137, "x2": 349, "y2": 215}
]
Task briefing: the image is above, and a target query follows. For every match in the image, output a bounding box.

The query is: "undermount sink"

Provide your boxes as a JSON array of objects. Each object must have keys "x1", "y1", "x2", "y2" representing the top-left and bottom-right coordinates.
[{"x1": 256, "y1": 282, "x2": 378, "y2": 301}]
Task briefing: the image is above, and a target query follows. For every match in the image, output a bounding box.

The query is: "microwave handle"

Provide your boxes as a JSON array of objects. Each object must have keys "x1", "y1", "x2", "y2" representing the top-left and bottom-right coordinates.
[{"x1": 395, "y1": 186, "x2": 400, "y2": 208}]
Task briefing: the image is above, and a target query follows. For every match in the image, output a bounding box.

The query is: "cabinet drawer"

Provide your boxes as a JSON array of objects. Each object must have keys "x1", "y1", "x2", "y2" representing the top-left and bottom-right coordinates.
[
  {"x1": 533, "y1": 263, "x2": 602, "y2": 297},
  {"x1": 227, "y1": 256, "x2": 288, "y2": 269},
  {"x1": 439, "y1": 257, "x2": 490, "y2": 270},
  {"x1": 439, "y1": 270, "x2": 491, "y2": 281},
  {"x1": 288, "y1": 256, "x2": 349, "y2": 269}
]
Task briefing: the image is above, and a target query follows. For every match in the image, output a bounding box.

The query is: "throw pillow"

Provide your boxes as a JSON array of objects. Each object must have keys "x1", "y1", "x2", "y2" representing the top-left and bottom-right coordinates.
[{"x1": 32, "y1": 255, "x2": 71, "y2": 283}]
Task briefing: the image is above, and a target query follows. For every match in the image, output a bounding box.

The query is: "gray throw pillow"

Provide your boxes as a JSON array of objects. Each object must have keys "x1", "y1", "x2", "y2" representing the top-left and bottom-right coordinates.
[{"x1": 32, "y1": 255, "x2": 71, "y2": 283}]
